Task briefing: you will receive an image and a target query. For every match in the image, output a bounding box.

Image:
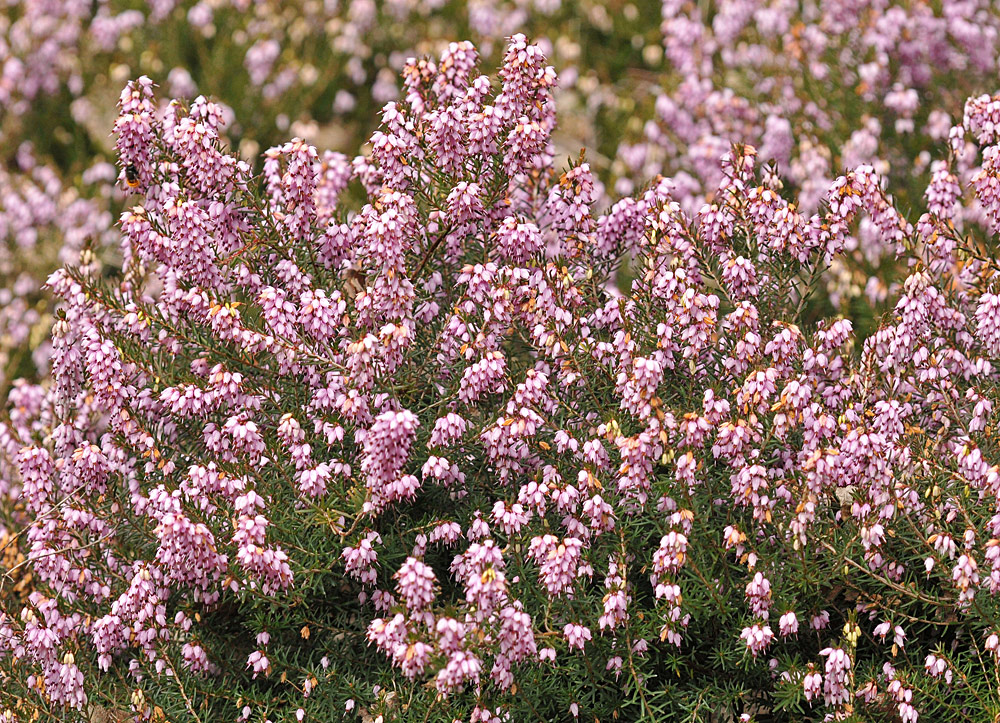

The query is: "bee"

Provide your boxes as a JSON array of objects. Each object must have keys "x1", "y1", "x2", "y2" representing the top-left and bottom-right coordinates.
[
  {"x1": 340, "y1": 261, "x2": 367, "y2": 303},
  {"x1": 124, "y1": 164, "x2": 140, "y2": 189}
]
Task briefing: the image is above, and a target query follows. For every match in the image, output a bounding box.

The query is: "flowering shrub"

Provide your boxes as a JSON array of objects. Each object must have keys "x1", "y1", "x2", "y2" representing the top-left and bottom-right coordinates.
[
  {"x1": 4, "y1": 1, "x2": 1000, "y2": 404},
  {"x1": 4, "y1": 30, "x2": 1000, "y2": 723}
]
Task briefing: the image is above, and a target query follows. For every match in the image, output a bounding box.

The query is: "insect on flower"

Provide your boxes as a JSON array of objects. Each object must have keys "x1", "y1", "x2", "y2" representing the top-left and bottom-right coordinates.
[
  {"x1": 340, "y1": 262, "x2": 367, "y2": 302},
  {"x1": 124, "y1": 163, "x2": 140, "y2": 188}
]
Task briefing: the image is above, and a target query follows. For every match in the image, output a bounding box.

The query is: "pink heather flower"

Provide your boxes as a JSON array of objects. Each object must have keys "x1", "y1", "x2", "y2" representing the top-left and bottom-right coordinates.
[
  {"x1": 968, "y1": 391, "x2": 993, "y2": 433},
  {"x1": 544, "y1": 162, "x2": 597, "y2": 243},
  {"x1": 467, "y1": 103, "x2": 503, "y2": 156},
  {"x1": 518, "y1": 479, "x2": 550, "y2": 516},
  {"x1": 492, "y1": 500, "x2": 530, "y2": 535},
  {"x1": 563, "y1": 623, "x2": 592, "y2": 651},
  {"x1": 369, "y1": 105, "x2": 420, "y2": 189},
  {"x1": 368, "y1": 613, "x2": 407, "y2": 658},
  {"x1": 446, "y1": 181, "x2": 484, "y2": 226},
  {"x1": 497, "y1": 33, "x2": 556, "y2": 122},
  {"x1": 975, "y1": 293, "x2": 1000, "y2": 356},
  {"x1": 606, "y1": 655, "x2": 623, "y2": 678},
  {"x1": 315, "y1": 151, "x2": 352, "y2": 224},
  {"x1": 619, "y1": 356, "x2": 664, "y2": 421},
  {"x1": 114, "y1": 76, "x2": 156, "y2": 192},
  {"x1": 653, "y1": 531, "x2": 688, "y2": 576},
  {"x1": 613, "y1": 428, "x2": 661, "y2": 506},
  {"x1": 778, "y1": 611, "x2": 798, "y2": 637},
  {"x1": 723, "y1": 525, "x2": 746, "y2": 554},
  {"x1": 495, "y1": 215, "x2": 543, "y2": 263},
  {"x1": 435, "y1": 650, "x2": 482, "y2": 694},
  {"x1": 505, "y1": 116, "x2": 551, "y2": 170},
  {"x1": 232, "y1": 515, "x2": 294, "y2": 593},
  {"x1": 949, "y1": 120, "x2": 969, "y2": 157},
  {"x1": 925, "y1": 163, "x2": 961, "y2": 219},
  {"x1": 744, "y1": 572, "x2": 772, "y2": 618},
  {"x1": 18, "y1": 28, "x2": 1000, "y2": 723},
  {"x1": 972, "y1": 146, "x2": 1000, "y2": 232},
  {"x1": 699, "y1": 203, "x2": 735, "y2": 253},
  {"x1": 394, "y1": 557, "x2": 437, "y2": 611},
  {"x1": 467, "y1": 514, "x2": 491, "y2": 541},
  {"x1": 952, "y1": 554, "x2": 981, "y2": 606},
  {"x1": 595, "y1": 196, "x2": 648, "y2": 258},
  {"x1": 964, "y1": 93, "x2": 1000, "y2": 145},
  {"x1": 342, "y1": 531, "x2": 381, "y2": 585},
  {"x1": 721, "y1": 255, "x2": 759, "y2": 299},
  {"x1": 583, "y1": 495, "x2": 615, "y2": 534},
  {"x1": 598, "y1": 558, "x2": 630, "y2": 630},
  {"x1": 898, "y1": 701, "x2": 919, "y2": 723},
  {"x1": 149, "y1": 491, "x2": 227, "y2": 593},
  {"x1": 740, "y1": 624, "x2": 774, "y2": 657},
  {"x1": 213, "y1": 414, "x2": 267, "y2": 465},
  {"x1": 360, "y1": 409, "x2": 421, "y2": 514},
  {"x1": 247, "y1": 650, "x2": 270, "y2": 678},
  {"x1": 422, "y1": 455, "x2": 465, "y2": 488},
  {"x1": 811, "y1": 611, "x2": 830, "y2": 631},
  {"x1": 457, "y1": 540, "x2": 508, "y2": 616},
  {"x1": 803, "y1": 670, "x2": 823, "y2": 701},
  {"x1": 496, "y1": 603, "x2": 538, "y2": 671},
  {"x1": 529, "y1": 535, "x2": 583, "y2": 597},
  {"x1": 395, "y1": 640, "x2": 432, "y2": 681},
  {"x1": 182, "y1": 642, "x2": 215, "y2": 675},
  {"x1": 48, "y1": 657, "x2": 87, "y2": 709},
  {"x1": 434, "y1": 616, "x2": 465, "y2": 655},
  {"x1": 885, "y1": 666, "x2": 919, "y2": 723},
  {"x1": 985, "y1": 633, "x2": 1000, "y2": 659},
  {"x1": 924, "y1": 654, "x2": 952, "y2": 684},
  {"x1": 819, "y1": 647, "x2": 852, "y2": 706},
  {"x1": 163, "y1": 96, "x2": 245, "y2": 199},
  {"x1": 429, "y1": 412, "x2": 468, "y2": 448},
  {"x1": 433, "y1": 41, "x2": 478, "y2": 103},
  {"x1": 872, "y1": 622, "x2": 906, "y2": 648},
  {"x1": 296, "y1": 463, "x2": 332, "y2": 498},
  {"x1": 428, "y1": 521, "x2": 463, "y2": 546},
  {"x1": 731, "y1": 464, "x2": 770, "y2": 518},
  {"x1": 426, "y1": 104, "x2": 468, "y2": 174},
  {"x1": 298, "y1": 289, "x2": 346, "y2": 342},
  {"x1": 17, "y1": 446, "x2": 55, "y2": 514},
  {"x1": 738, "y1": 368, "x2": 778, "y2": 415},
  {"x1": 460, "y1": 351, "x2": 507, "y2": 404},
  {"x1": 354, "y1": 187, "x2": 419, "y2": 274}
]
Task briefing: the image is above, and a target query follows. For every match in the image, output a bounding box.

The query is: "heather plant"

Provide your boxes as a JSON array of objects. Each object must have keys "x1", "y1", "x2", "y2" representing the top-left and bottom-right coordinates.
[
  {"x1": 3, "y1": 35, "x2": 1000, "y2": 723},
  {"x1": 6, "y1": 0, "x2": 1000, "y2": 407}
]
